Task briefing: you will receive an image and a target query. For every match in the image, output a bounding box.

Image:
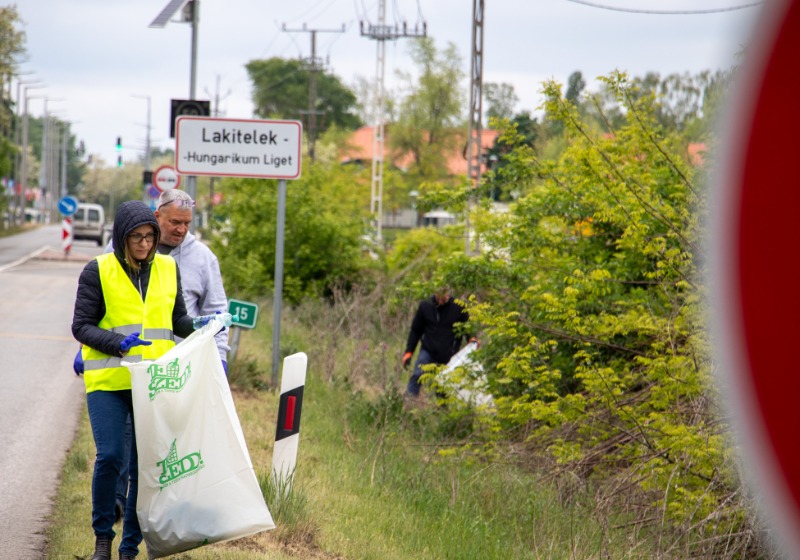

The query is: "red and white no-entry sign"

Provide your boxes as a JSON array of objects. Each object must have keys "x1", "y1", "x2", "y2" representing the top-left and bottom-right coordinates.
[
  {"x1": 715, "y1": 0, "x2": 800, "y2": 554},
  {"x1": 152, "y1": 165, "x2": 181, "y2": 192}
]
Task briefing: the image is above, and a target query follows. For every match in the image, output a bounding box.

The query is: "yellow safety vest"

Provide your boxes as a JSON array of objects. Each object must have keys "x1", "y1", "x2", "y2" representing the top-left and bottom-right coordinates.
[{"x1": 82, "y1": 252, "x2": 178, "y2": 393}]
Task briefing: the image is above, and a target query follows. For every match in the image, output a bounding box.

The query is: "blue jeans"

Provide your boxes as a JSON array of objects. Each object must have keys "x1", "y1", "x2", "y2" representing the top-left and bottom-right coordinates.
[
  {"x1": 87, "y1": 390, "x2": 142, "y2": 557},
  {"x1": 116, "y1": 418, "x2": 131, "y2": 508},
  {"x1": 406, "y1": 348, "x2": 439, "y2": 396}
]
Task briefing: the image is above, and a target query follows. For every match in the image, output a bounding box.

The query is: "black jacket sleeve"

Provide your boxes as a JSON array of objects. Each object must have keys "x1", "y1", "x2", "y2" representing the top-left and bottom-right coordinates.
[
  {"x1": 405, "y1": 301, "x2": 426, "y2": 354},
  {"x1": 172, "y1": 266, "x2": 195, "y2": 338},
  {"x1": 72, "y1": 260, "x2": 128, "y2": 356}
]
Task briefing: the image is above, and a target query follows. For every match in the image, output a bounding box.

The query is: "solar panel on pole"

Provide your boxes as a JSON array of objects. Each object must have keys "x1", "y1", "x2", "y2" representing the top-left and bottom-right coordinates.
[{"x1": 149, "y1": 0, "x2": 190, "y2": 28}]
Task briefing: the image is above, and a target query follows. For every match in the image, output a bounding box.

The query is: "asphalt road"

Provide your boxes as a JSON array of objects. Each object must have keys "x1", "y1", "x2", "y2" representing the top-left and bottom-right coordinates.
[{"x1": 0, "y1": 225, "x2": 102, "y2": 560}]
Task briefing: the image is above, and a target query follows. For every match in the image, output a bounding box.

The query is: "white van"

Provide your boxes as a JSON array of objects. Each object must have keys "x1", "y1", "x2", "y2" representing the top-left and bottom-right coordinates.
[{"x1": 72, "y1": 203, "x2": 107, "y2": 245}]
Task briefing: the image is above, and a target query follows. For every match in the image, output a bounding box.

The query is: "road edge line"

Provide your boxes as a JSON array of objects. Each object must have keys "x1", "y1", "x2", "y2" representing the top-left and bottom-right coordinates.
[{"x1": 0, "y1": 245, "x2": 51, "y2": 273}]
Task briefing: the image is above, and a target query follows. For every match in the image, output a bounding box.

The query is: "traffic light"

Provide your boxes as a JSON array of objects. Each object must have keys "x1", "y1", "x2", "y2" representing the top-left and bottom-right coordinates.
[
  {"x1": 117, "y1": 155, "x2": 123, "y2": 168},
  {"x1": 116, "y1": 137, "x2": 123, "y2": 168},
  {"x1": 116, "y1": 136, "x2": 122, "y2": 152}
]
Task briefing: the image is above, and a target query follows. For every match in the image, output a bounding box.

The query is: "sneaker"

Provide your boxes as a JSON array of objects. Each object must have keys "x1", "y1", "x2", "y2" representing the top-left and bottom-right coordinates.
[
  {"x1": 91, "y1": 536, "x2": 112, "y2": 560},
  {"x1": 114, "y1": 500, "x2": 124, "y2": 524},
  {"x1": 119, "y1": 554, "x2": 137, "y2": 560}
]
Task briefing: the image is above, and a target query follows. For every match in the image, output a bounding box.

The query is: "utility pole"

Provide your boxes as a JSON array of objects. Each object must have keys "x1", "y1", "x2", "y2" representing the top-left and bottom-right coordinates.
[
  {"x1": 282, "y1": 23, "x2": 345, "y2": 162},
  {"x1": 361, "y1": 3, "x2": 426, "y2": 243},
  {"x1": 61, "y1": 125, "x2": 68, "y2": 197},
  {"x1": 204, "y1": 75, "x2": 231, "y2": 221},
  {"x1": 465, "y1": 0, "x2": 485, "y2": 253},
  {"x1": 13, "y1": 78, "x2": 41, "y2": 225},
  {"x1": 187, "y1": 0, "x2": 200, "y2": 230},
  {"x1": 39, "y1": 99, "x2": 50, "y2": 221},
  {"x1": 133, "y1": 94, "x2": 152, "y2": 206}
]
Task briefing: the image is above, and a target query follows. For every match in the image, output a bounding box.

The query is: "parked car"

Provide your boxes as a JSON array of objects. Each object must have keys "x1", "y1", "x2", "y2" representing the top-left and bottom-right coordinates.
[{"x1": 72, "y1": 203, "x2": 106, "y2": 245}]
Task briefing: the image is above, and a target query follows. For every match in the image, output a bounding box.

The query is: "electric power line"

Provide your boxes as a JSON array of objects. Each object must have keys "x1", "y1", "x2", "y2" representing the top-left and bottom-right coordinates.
[{"x1": 564, "y1": 0, "x2": 762, "y2": 14}]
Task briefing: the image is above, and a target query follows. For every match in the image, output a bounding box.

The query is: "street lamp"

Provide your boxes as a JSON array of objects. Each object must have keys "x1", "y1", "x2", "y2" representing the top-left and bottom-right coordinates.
[
  {"x1": 13, "y1": 77, "x2": 41, "y2": 224},
  {"x1": 132, "y1": 94, "x2": 153, "y2": 206},
  {"x1": 131, "y1": 94, "x2": 152, "y2": 171},
  {"x1": 38, "y1": 98, "x2": 65, "y2": 223},
  {"x1": 150, "y1": 0, "x2": 200, "y2": 231},
  {"x1": 20, "y1": 87, "x2": 47, "y2": 222},
  {"x1": 42, "y1": 108, "x2": 69, "y2": 221}
]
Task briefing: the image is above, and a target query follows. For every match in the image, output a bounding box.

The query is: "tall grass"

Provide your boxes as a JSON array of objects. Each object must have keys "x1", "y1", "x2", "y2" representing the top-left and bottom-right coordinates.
[{"x1": 44, "y1": 283, "x2": 779, "y2": 558}]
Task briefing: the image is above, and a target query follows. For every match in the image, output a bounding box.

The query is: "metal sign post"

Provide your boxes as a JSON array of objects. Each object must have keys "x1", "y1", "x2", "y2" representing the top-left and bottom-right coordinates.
[
  {"x1": 272, "y1": 179, "x2": 287, "y2": 386},
  {"x1": 226, "y1": 299, "x2": 260, "y2": 364},
  {"x1": 58, "y1": 195, "x2": 78, "y2": 258}
]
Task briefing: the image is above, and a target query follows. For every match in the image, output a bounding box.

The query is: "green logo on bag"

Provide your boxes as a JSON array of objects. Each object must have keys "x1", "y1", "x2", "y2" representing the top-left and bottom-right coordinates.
[
  {"x1": 157, "y1": 439, "x2": 204, "y2": 489},
  {"x1": 147, "y1": 357, "x2": 192, "y2": 399}
]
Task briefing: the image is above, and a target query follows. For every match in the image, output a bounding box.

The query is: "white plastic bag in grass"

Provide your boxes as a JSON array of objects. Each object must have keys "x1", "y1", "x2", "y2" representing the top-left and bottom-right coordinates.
[{"x1": 125, "y1": 320, "x2": 275, "y2": 559}]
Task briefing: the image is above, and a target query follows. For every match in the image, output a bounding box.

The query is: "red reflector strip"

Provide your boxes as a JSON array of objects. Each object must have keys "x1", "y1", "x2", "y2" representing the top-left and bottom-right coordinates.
[{"x1": 283, "y1": 396, "x2": 296, "y2": 431}]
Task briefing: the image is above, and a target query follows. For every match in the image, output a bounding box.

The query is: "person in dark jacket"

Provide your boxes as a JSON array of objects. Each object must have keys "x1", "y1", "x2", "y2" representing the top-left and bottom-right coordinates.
[
  {"x1": 402, "y1": 288, "x2": 472, "y2": 397},
  {"x1": 72, "y1": 200, "x2": 196, "y2": 560}
]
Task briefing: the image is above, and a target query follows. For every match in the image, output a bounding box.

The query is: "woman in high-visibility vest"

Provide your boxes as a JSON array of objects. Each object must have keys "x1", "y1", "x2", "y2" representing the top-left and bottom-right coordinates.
[{"x1": 72, "y1": 200, "x2": 196, "y2": 560}]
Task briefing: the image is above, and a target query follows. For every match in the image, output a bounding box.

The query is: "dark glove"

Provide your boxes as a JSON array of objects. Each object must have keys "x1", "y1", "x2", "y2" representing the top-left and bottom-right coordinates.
[
  {"x1": 222, "y1": 360, "x2": 228, "y2": 376},
  {"x1": 73, "y1": 349, "x2": 84, "y2": 375},
  {"x1": 402, "y1": 351, "x2": 413, "y2": 368},
  {"x1": 120, "y1": 332, "x2": 152, "y2": 353}
]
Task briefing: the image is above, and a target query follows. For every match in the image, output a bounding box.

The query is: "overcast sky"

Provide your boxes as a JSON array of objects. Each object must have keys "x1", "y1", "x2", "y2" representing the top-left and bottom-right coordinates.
[{"x1": 16, "y1": 0, "x2": 758, "y2": 166}]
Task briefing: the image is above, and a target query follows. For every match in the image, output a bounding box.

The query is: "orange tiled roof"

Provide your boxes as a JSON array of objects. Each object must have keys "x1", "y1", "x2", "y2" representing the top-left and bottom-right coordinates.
[
  {"x1": 341, "y1": 126, "x2": 500, "y2": 176},
  {"x1": 687, "y1": 142, "x2": 706, "y2": 166}
]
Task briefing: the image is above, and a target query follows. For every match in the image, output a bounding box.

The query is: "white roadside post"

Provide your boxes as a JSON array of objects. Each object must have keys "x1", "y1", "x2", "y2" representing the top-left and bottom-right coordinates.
[{"x1": 271, "y1": 352, "x2": 308, "y2": 495}]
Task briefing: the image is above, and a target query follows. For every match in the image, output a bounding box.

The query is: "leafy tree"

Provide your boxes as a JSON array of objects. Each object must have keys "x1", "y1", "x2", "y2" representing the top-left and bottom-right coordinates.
[
  {"x1": 350, "y1": 74, "x2": 398, "y2": 126},
  {"x1": 541, "y1": 70, "x2": 588, "y2": 142},
  {"x1": 20, "y1": 116, "x2": 86, "y2": 197},
  {"x1": 583, "y1": 70, "x2": 731, "y2": 140},
  {"x1": 0, "y1": 7, "x2": 26, "y2": 183},
  {"x1": 246, "y1": 57, "x2": 361, "y2": 133},
  {"x1": 148, "y1": 146, "x2": 175, "y2": 162},
  {"x1": 565, "y1": 71, "x2": 586, "y2": 105},
  {"x1": 484, "y1": 82, "x2": 518, "y2": 122},
  {"x1": 386, "y1": 225, "x2": 464, "y2": 297},
  {"x1": 210, "y1": 161, "x2": 372, "y2": 304},
  {"x1": 390, "y1": 37, "x2": 465, "y2": 182},
  {"x1": 78, "y1": 156, "x2": 144, "y2": 218},
  {"x1": 439, "y1": 71, "x2": 747, "y2": 547},
  {"x1": 484, "y1": 111, "x2": 541, "y2": 200}
]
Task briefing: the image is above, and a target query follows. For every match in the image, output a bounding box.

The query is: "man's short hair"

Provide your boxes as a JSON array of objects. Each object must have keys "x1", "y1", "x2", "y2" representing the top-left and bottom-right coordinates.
[{"x1": 157, "y1": 189, "x2": 195, "y2": 211}]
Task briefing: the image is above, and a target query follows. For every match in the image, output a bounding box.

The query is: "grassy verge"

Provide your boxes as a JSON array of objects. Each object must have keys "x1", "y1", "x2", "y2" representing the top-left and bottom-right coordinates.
[
  {"x1": 0, "y1": 223, "x2": 34, "y2": 238},
  {"x1": 45, "y1": 298, "x2": 663, "y2": 559}
]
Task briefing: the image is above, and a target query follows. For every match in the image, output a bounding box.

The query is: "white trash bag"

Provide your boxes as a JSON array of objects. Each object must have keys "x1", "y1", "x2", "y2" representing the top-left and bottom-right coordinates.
[
  {"x1": 438, "y1": 342, "x2": 494, "y2": 408},
  {"x1": 125, "y1": 321, "x2": 275, "y2": 558}
]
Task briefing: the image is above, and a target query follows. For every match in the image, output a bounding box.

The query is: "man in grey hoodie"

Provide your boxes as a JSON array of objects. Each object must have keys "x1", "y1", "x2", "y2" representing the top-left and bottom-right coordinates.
[{"x1": 153, "y1": 189, "x2": 230, "y2": 365}]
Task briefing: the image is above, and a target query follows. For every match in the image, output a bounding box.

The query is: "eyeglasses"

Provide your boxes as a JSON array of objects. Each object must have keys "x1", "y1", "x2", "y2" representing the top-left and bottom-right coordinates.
[
  {"x1": 129, "y1": 232, "x2": 157, "y2": 244},
  {"x1": 157, "y1": 196, "x2": 195, "y2": 211}
]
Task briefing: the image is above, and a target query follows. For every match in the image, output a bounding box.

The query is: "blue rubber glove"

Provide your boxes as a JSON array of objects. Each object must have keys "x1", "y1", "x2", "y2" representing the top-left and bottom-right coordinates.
[
  {"x1": 73, "y1": 349, "x2": 84, "y2": 375},
  {"x1": 120, "y1": 332, "x2": 152, "y2": 353},
  {"x1": 214, "y1": 311, "x2": 228, "y2": 332},
  {"x1": 222, "y1": 360, "x2": 228, "y2": 376},
  {"x1": 194, "y1": 311, "x2": 227, "y2": 332}
]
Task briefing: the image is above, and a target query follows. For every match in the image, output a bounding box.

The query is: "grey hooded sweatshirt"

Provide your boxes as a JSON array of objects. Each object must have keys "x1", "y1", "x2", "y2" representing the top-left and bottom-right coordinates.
[{"x1": 159, "y1": 231, "x2": 230, "y2": 360}]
